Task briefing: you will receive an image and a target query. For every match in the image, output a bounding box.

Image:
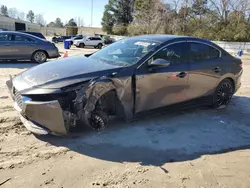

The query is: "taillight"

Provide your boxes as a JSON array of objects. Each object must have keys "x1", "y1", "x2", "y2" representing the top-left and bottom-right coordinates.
[{"x1": 233, "y1": 57, "x2": 243, "y2": 68}]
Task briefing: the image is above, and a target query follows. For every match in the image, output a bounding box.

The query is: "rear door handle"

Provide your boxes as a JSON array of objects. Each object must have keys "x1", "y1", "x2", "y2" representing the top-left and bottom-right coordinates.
[
  {"x1": 176, "y1": 72, "x2": 187, "y2": 78},
  {"x1": 213, "y1": 67, "x2": 221, "y2": 73}
]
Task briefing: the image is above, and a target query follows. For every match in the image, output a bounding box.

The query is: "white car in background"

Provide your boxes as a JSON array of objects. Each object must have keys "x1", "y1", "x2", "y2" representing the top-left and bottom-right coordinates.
[{"x1": 74, "y1": 36, "x2": 104, "y2": 49}]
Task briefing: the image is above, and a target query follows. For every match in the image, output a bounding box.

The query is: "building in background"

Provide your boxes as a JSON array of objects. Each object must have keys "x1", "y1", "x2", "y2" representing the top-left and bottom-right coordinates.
[
  {"x1": 0, "y1": 15, "x2": 107, "y2": 37},
  {"x1": 41, "y1": 26, "x2": 106, "y2": 37},
  {"x1": 0, "y1": 15, "x2": 41, "y2": 32}
]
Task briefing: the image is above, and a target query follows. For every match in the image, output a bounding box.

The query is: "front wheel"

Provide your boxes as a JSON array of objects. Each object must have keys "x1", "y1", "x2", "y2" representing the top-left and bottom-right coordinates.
[
  {"x1": 32, "y1": 51, "x2": 47, "y2": 63},
  {"x1": 89, "y1": 111, "x2": 109, "y2": 130},
  {"x1": 212, "y1": 79, "x2": 234, "y2": 109}
]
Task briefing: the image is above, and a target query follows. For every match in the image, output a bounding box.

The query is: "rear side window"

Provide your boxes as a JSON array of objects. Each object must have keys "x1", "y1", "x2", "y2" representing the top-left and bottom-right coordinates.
[
  {"x1": 13, "y1": 35, "x2": 35, "y2": 42},
  {"x1": 189, "y1": 42, "x2": 220, "y2": 62},
  {"x1": 94, "y1": 37, "x2": 102, "y2": 40}
]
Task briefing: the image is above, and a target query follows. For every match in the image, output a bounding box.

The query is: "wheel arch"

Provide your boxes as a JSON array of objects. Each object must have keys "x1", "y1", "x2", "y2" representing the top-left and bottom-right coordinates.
[
  {"x1": 217, "y1": 74, "x2": 236, "y2": 91},
  {"x1": 79, "y1": 42, "x2": 85, "y2": 47},
  {"x1": 82, "y1": 77, "x2": 134, "y2": 120},
  {"x1": 95, "y1": 89, "x2": 126, "y2": 117}
]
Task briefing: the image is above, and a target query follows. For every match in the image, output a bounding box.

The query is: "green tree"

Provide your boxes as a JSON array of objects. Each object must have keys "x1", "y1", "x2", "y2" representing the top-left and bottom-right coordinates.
[
  {"x1": 0, "y1": 5, "x2": 8, "y2": 16},
  {"x1": 26, "y1": 10, "x2": 35, "y2": 23},
  {"x1": 66, "y1": 19, "x2": 77, "y2": 27},
  {"x1": 55, "y1": 18, "x2": 64, "y2": 28},
  {"x1": 101, "y1": 5, "x2": 115, "y2": 34},
  {"x1": 47, "y1": 22, "x2": 56, "y2": 27},
  {"x1": 102, "y1": 0, "x2": 133, "y2": 34}
]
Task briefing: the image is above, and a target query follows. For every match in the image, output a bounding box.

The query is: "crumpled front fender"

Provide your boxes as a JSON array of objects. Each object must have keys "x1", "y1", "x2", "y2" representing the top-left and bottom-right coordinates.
[{"x1": 78, "y1": 76, "x2": 134, "y2": 123}]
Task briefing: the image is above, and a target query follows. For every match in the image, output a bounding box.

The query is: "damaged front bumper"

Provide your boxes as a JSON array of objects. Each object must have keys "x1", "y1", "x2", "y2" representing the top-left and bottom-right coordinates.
[{"x1": 6, "y1": 79, "x2": 73, "y2": 135}]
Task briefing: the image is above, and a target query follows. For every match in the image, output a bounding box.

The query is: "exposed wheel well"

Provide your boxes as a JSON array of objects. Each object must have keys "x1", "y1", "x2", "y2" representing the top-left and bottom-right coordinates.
[{"x1": 95, "y1": 90, "x2": 125, "y2": 118}]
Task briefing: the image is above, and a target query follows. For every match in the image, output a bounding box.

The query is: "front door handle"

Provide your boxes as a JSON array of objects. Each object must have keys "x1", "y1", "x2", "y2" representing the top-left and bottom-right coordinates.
[
  {"x1": 213, "y1": 67, "x2": 221, "y2": 73},
  {"x1": 176, "y1": 72, "x2": 187, "y2": 78}
]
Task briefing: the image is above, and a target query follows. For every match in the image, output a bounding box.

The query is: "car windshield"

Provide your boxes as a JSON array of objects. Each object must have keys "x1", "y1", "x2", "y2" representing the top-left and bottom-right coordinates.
[{"x1": 89, "y1": 38, "x2": 160, "y2": 66}]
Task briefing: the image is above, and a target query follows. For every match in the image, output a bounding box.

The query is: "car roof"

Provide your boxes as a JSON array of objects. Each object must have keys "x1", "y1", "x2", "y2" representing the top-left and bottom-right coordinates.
[
  {"x1": 0, "y1": 31, "x2": 44, "y2": 40},
  {"x1": 127, "y1": 34, "x2": 211, "y2": 43}
]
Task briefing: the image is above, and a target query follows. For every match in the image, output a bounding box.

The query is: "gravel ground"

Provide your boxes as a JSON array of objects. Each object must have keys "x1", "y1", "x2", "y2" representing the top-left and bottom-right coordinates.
[{"x1": 0, "y1": 45, "x2": 250, "y2": 188}]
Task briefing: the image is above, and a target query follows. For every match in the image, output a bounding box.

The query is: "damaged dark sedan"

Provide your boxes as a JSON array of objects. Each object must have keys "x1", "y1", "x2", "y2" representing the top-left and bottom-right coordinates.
[{"x1": 6, "y1": 35, "x2": 243, "y2": 135}]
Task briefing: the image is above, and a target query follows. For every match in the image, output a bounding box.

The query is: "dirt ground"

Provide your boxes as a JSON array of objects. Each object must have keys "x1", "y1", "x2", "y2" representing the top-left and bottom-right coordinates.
[{"x1": 1, "y1": 44, "x2": 250, "y2": 188}]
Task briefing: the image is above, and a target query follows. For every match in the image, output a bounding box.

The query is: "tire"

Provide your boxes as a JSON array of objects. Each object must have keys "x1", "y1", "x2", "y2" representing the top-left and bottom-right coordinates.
[
  {"x1": 89, "y1": 110, "x2": 109, "y2": 130},
  {"x1": 97, "y1": 43, "x2": 103, "y2": 49},
  {"x1": 32, "y1": 51, "x2": 47, "y2": 63},
  {"x1": 79, "y1": 43, "x2": 85, "y2": 48},
  {"x1": 212, "y1": 79, "x2": 234, "y2": 109}
]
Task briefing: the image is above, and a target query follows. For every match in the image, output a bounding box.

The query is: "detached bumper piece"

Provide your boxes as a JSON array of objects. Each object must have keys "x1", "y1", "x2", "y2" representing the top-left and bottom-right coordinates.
[
  {"x1": 20, "y1": 115, "x2": 49, "y2": 135},
  {"x1": 7, "y1": 79, "x2": 68, "y2": 135},
  {"x1": 21, "y1": 100, "x2": 67, "y2": 135}
]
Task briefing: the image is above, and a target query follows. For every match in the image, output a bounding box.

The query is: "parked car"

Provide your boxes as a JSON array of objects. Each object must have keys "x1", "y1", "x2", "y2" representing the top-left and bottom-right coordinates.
[
  {"x1": 74, "y1": 36, "x2": 104, "y2": 49},
  {"x1": 52, "y1": 35, "x2": 73, "y2": 43},
  {"x1": 52, "y1": 36, "x2": 65, "y2": 43},
  {"x1": 66, "y1": 35, "x2": 84, "y2": 45},
  {"x1": 22, "y1": 32, "x2": 46, "y2": 40},
  {"x1": 6, "y1": 35, "x2": 242, "y2": 135},
  {"x1": 104, "y1": 38, "x2": 115, "y2": 45},
  {"x1": 0, "y1": 31, "x2": 60, "y2": 63}
]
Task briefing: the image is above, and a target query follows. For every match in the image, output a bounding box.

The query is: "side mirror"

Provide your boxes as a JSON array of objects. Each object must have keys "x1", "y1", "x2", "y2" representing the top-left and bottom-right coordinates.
[{"x1": 149, "y1": 58, "x2": 170, "y2": 70}]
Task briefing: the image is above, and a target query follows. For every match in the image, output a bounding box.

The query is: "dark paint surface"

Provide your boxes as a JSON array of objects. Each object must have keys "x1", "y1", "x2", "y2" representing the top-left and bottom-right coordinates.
[
  {"x1": 7, "y1": 35, "x2": 243, "y2": 135},
  {"x1": 21, "y1": 55, "x2": 122, "y2": 88}
]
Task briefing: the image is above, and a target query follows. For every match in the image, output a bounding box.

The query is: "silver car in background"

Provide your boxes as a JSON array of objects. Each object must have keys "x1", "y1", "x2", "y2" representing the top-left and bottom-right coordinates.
[{"x1": 0, "y1": 31, "x2": 60, "y2": 63}]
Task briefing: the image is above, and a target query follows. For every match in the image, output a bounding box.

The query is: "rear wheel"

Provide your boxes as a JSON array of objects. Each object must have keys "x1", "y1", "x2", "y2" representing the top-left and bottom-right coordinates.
[
  {"x1": 97, "y1": 43, "x2": 103, "y2": 49},
  {"x1": 32, "y1": 51, "x2": 47, "y2": 63},
  {"x1": 212, "y1": 79, "x2": 234, "y2": 109},
  {"x1": 79, "y1": 43, "x2": 85, "y2": 48}
]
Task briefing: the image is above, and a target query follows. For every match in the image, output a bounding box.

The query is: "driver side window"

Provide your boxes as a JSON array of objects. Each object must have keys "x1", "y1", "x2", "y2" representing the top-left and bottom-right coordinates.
[{"x1": 148, "y1": 42, "x2": 186, "y2": 65}]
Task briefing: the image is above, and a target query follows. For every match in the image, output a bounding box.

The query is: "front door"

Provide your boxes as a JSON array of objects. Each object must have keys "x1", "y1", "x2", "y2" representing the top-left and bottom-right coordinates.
[
  {"x1": 135, "y1": 42, "x2": 190, "y2": 113},
  {"x1": 0, "y1": 33, "x2": 13, "y2": 59}
]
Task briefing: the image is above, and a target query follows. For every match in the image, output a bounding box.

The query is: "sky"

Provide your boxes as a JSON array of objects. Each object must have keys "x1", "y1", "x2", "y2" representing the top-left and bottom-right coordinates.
[{"x1": 0, "y1": 0, "x2": 109, "y2": 27}]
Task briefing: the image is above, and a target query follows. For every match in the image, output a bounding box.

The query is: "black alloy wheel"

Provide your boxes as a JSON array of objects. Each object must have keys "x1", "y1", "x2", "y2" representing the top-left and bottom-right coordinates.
[
  {"x1": 89, "y1": 111, "x2": 108, "y2": 130},
  {"x1": 213, "y1": 79, "x2": 234, "y2": 109},
  {"x1": 97, "y1": 43, "x2": 103, "y2": 49}
]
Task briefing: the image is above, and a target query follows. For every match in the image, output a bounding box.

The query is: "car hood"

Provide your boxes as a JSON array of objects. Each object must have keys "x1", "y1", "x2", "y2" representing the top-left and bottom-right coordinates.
[{"x1": 20, "y1": 55, "x2": 121, "y2": 89}]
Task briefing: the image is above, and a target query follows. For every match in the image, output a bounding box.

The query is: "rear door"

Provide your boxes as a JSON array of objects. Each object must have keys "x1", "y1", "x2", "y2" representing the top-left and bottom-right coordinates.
[
  {"x1": 0, "y1": 33, "x2": 13, "y2": 59},
  {"x1": 185, "y1": 41, "x2": 221, "y2": 100},
  {"x1": 94, "y1": 37, "x2": 102, "y2": 45},
  {"x1": 11, "y1": 34, "x2": 37, "y2": 59}
]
